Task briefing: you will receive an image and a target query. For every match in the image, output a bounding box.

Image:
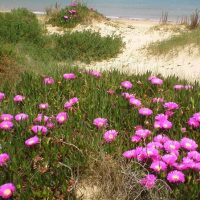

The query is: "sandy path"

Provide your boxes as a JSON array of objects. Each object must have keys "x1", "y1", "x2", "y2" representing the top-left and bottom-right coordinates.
[{"x1": 47, "y1": 19, "x2": 200, "y2": 83}]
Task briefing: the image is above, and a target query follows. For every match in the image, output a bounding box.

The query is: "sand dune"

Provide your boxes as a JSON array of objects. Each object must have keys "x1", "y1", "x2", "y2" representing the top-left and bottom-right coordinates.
[{"x1": 47, "y1": 18, "x2": 200, "y2": 83}]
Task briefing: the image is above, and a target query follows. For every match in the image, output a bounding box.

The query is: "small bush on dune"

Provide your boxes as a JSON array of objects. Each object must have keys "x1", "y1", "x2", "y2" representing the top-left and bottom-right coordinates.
[
  {"x1": 53, "y1": 31, "x2": 123, "y2": 63},
  {"x1": 0, "y1": 8, "x2": 43, "y2": 44},
  {"x1": 47, "y1": 3, "x2": 105, "y2": 28}
]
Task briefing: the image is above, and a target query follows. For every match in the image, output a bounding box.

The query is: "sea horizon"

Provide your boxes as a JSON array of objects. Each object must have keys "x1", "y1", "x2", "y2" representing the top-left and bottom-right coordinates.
[{"x1": 0, "y1": 0, "x2": 200, "y2": 21}]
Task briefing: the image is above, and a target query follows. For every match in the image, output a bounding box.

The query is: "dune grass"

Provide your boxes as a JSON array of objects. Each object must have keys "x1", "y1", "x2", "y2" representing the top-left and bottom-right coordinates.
[
  {"x1": 47, "y1": 2, "x2": 105, "y2": 28},
  {"x1": 0, "y1": 8, "x2": 123, "y2": 85},
  {"x1": 147, "y1": 27, "x2": 200, "y2": 56}
]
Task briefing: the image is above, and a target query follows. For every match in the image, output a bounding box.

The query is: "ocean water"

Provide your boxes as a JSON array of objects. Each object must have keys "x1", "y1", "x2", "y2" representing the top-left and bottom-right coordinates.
[{"x1": 0, "y1": 0, "x2": 200, "y2": 21}]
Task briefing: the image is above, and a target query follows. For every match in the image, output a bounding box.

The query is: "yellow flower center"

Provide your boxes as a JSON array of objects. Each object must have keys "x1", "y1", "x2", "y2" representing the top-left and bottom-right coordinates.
[
  {"x1": 172, "y1": 175, "x2": 179, "y2": 180},
  {"x1": 108, "y1": 134, "x2": 114, "y2": 139},
  {"x1": 59, "y1": 116, "x2": 65, "y2": 121},
  {"x1": 155, "y1": 165, "x2": 161, "y2": 171},
  {"x1": 170, "y1": 144, "x2": 175, "y2": 149},
  {"x1": 185, "y1": 143, "x2": 192, "y2": 147},
  {"x1": 4, "y1": 189, "x2": 11, "y2": 196}
]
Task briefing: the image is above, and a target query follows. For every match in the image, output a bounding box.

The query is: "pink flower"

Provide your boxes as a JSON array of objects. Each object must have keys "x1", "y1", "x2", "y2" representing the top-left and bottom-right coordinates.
[
  {"x1": 31, "y1": 125, "x2": 48, "y2": 134},
  {"x1": 152, "y1": 97, "x2": 164, "y2": 103},
  {"x1": 0, "y1": 183, "x2": 16, "y2": 199},
  {"x1": 64, "y1": 15, "x2": 69, "y2": 20},
  {"x1": 123, "y1": 149, "x2": 136, "y2": 159},
  {"x1": 165, "y1": 110, "x2": 174, "y2": 117},
  {"x1": 150, "y1": 161, "x2": 167, "y2": 172},
  {"x1": 93, "y1": 118, "x2": 107, "y2": 128},
  {"x1": 180, "y1": 137, "x2": 198, "y2": 151},
  {"x1": 0, "y1": 153, "x2": 10, "y2": 166},
  {"x1": 25, "y1": 136, "x2": 40, "y2": 147},
  {"x1": 153, "y1": 134, "x2": 169, "y2": 144},
  {"x1": 164, "y1": 140, "x2": 180, "y2": 152},
  {"x1": 122, "y1": 92, "x2": 135, "y2": 100},
  {"x1": 162, "y1": 154, "x2": 177, "y2": 166},
  {"x1": 64, "y1": 97, "x2": 79, "y2": 109},
  {"x1": 34, "y1": 114, "x2": 49, "y2": 123},
  {"x1": 44, "y1": 77, "x2": 54, "y2": 85},
  {"x1": 63, "y1": 73, "x2": 76, "y2": 80},
  {"x1": 150, "y1": 77, "x2": 163, "y2": 85},
  {"x1": 174, "y1": 85, "x2": 184, "y2": 90},
  {"x1": 155, "y1": 114, "x2": 168, "y2": 121},
  {"x1": 129, "y1": 98, "x2": 141, "y2": 107},
  {"x1": 46, "y1": 122, "x2": 55, "y2": 129},
  {"x1": 193, "y1": 112, "x2": 200, "y2": 122},
  {"x1": 131, "y1": 135, "x2": 141, "y2": 143},
  {"x1": 121, "y1": 81, "x2": 133, "y2": 89},
  {"x1": 103, "y1": 130, "x2": 118, "y2": 143},
  {"x1": 88, "y1": 70, "x2": 102, "y2": 78},
  {"x1": 181, "y1": 127, "x2": 186, "y2": 133},
  {"x1": 145, "y1": 147, "x2": 160, "y2": 160},
  {"x1": 69, "y1": 2, "x2": 78, "y2": 7},
  {"x1": 107, "y1": 89, "x2": 115, "y2": 95},
  {"x1": 13, "y1": 95, "x2": 25, "y2": 103},
  {"x1": 0, "y1": 114, "x2": 13, "y2": 121},
  {"x1": 188, "y1": 117, "x2": 200, "y2": 128},
  {"x1": 167, "y1": 170, "x2": 185, "y2": 183},
  {"x1": 187, "y1": 151, "x2": 200, "y2": 162},
  {"x1": 185, "y1": 85, "x2": 193, "y2": 90},
  {"x1": 0, "y1": 92, "x2": 5, "y2": 102},
  {"x1": 135, "y1": 129, "x2": 151, "y2": 139},
  {"x1": 56, "y1": 112, "x2": 68, "y2": 124},
  {"x1": 15, "y1": 113, "x2": 29, "y2": 121},
  {"x1": 135, "y1": 147, "x2": 148, "y2": 162},
  {"x1": 39, "y1": 103, "x2": 49, "y2": 110},
  {"x1": 147, "y1": 142, "x2": 163, "y2": 150},
  {"x1": 164, "y1": 102, "x2": 179, "y2": 110},
  {"x1": 139, "y1": 108, "x2": 153, "y2": 116},
  {"x1": 69, "y1": 9, "x2": 77, "y2": 14},
  {"x1": 154, "y1": 119, "x2": 172, "y2": 129},
  {"x1": 140, "y1": 174, "x2": 157, "y2": 189},
  {"x1": 0, "y1": 121, "x2": 13, "y2": 130}
]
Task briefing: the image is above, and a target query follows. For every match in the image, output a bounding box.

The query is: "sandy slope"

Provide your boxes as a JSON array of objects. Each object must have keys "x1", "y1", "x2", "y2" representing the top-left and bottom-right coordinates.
[{"x1": 47, "y1": 18, "x2": 200, "y2": 83}]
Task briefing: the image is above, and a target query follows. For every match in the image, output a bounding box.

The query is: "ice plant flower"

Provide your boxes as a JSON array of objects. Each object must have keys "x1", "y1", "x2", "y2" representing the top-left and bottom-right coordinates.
[
  {"x1": 69, "y1": 2, "x2": 77, "y2": 6},
  {"x1": 64, "y1": 97, "x2": 79, "y2": 109},
  {"x1": 131, "y1": 135, "x2": 141, "y2": 143},
  {"x1": 63, "y1": 73, "x2": 76, "y2": 80},
  {"x1": 150, "y1": 77, "x2": 163, "y2": 85},
  {"x1": 180, "y1": 137, "x2": 198, "y2": 151},
  {"x1": 64, "y1": 15, "x2": 69, "y2": 20},
  {"x1": 69, "y1": 9, "x2": 77, "y2": 14},
  {"x1": 140, "y1": 174, "x2": 157, "y2": 189},
  {"x1": 122, "y1": 92, "x2": 135, "y2": 100},
  {"x1": 13, "y1": 95, "x2": 25, "y2": 103},
  {"x1": 154, "y1": 119, "x2": 172, "y2": 129},
  {"x1": 15, "y1": 113, "x2": 29, "y2": 122},
  {"x1": 121, "y1": 81, "x2": 133, "y2": 89},
  {"x1": 56, "y1": 112, "x2": 68, "y2": 124},
  {"x1": 88, "y1": 70, "x2": 102, "y2": 78},
  {"x1": 167, "y1": 170, "x2": 185, "y2": 183},
  {"x1": 152, "y1": 97, "x2": 164, "y2": 103},
  {"x1": 34, "y1": 114, "x2": 49, "y2": 123},
  {"x1": 0, "y1": 114, "x2": 13, "y2": 121},
  {"x1": 135, "y1": 129, "x2": 151, "y2": 139},
  {"x1": 0, "y1": 121, "x2": 13, "y2": 130},
  {"x1": 139, "y1": 108, "x2": 153, "y2": 116},
  {"x1": 150, "y1": 161, "x2": 167, "y2": 172},
  {"x1": 164, "y1": 140, "x2": 180, "y2": 152},
  {"x1": 31, "y1": 125, "x2": 48, "y2": 134},
  {"x1": 43, "y1": 77, "x2": 54, "y2": 85},
  {"x1": 187, "y1": 151, "x2": 200, "y2": 162},
  {"x1": 174, "y1": 85, "x2": 184, "y2": 90},
  {"x1": 162, "y1": 154, "x2": 177, "y2": 166},
  {"x1": 107, "y1": 89, "x2": 115, "y2": 95},
  {"x1": 193, "y1": 112, "x2": 200, "y2": 122},
  {"x1": 103, "y1": 130, "x2": 118, "y2": 143},
  {"x1": 0, "y1": 153, "x2": 10, "y2": 166},
  {"x1": 0, "y1": 183, "x2": 16, "y2": 199},
  {"x1": 39, "y1": 103, "x2": 49, "y2": 110},
  {"x1": 123, "y1": 149, "x2": 136, "y2": 159},
  {"x1": 129, "y1": 98, "x2": 141, "y2": 107},
  {"x1": 93, "y1": 118, "x2": 107, "y2": 128},
  {"x1": 164, "y1": 102, "x2": 179, "y2": 110},
  {"x1": 0, "y1": 92, "x2": 5, "y2": 102},
  {"x1": 25, "y1": 136, "x2": 40, "y2": 147},
  {"x1": 188, "y1": 117, "x2": 199, "y2": 128}
]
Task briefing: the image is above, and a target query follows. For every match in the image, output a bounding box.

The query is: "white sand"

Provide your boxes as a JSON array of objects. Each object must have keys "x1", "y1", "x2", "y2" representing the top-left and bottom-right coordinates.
[{"x1": 47, "y1": 18, "x2": 200, "y2": 83}]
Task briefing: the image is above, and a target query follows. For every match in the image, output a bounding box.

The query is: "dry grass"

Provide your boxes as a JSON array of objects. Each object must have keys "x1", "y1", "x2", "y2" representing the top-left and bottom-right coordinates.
[{"x1": 76, "y1": 153, "x2": 172, "y2": 200}]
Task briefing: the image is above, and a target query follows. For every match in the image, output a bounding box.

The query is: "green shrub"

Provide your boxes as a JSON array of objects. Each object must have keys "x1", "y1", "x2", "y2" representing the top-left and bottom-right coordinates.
[
  {"x1": 0, "y1": 8, "x2": 43, "y2": 43},
  {"x1": 53, "y1": 30, "x2": 123, "y2": 63},
  {"x1": 48, "y1": 3, "x2": 104, "y2": 28}
]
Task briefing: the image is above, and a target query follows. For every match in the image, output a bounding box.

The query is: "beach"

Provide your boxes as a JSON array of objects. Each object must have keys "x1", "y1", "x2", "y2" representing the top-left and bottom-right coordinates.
[{"x1": 45, "y1": 16, "x2": 200, "y2": 83}]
